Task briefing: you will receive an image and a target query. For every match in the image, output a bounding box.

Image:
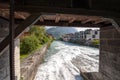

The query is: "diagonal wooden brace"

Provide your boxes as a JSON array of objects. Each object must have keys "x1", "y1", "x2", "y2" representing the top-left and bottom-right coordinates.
[{"x1": 0, "y1": 14, "x2": 41, "y2": 53}]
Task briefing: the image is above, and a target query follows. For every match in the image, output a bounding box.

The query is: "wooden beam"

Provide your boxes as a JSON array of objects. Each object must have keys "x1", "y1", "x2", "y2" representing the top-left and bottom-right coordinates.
[
  {"x1": 69, "y1": 18, "x2": 75, "y2": 23},
  {"x1": 15, "y1": 6, "x2": 120, "y2": 18},
  {"x1": 0, "y1": 10, "x2": 9, "y2": 19},
  {"x1": 0, "y1": 16, "x2": 9, "y2": 21},
  {"x1": 35, "y1": 20, "x2": 105, "y2": 27},
  {"x1": 94, "y1": 19, "x2": 107, "y2": 24},
  {"x1": 39, "y1": 16, "x2": 44, "y2": 22},
  {"x1": 15, "y1": 12, "x2": 26, "y2": 20},
  {"x1": 81, "y1": 19, "x2": 93, "y2": 24},
  {"x1": 15, "y1": 14, "x2": 41, "y2": 38},
  {"x1": 0, "y1": 14, "x2": 41, "y2": 53},
  {"x1": 0, "y1": 3, "x2": 9, "y2": 9},
  {"x1": 107, "y1": 18, "x2": 120, "y2": 33},
  {"x1": 55, "y1": 15, "x2": 60, "y2": 23}
]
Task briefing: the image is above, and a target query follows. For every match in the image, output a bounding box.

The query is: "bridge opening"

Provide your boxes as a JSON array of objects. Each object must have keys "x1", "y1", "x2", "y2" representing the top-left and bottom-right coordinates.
[{"x1": 19, "y1": 25, "x2": 100, "y2": 80}]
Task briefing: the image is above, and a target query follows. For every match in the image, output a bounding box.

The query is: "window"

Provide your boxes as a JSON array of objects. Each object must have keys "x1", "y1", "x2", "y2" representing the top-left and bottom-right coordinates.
[
  {"x1": 81, "y1": 36, "x2": 83, "y2": 38},
  {"x1": 84, "y1": 35, "x2": 86, "y2": 38},
  {"x1": 92, "y1": 35, "x2": 95, "y2": 38},
  {"x1": 95, "y1": 31, "x2": 98, "y2": 34}
]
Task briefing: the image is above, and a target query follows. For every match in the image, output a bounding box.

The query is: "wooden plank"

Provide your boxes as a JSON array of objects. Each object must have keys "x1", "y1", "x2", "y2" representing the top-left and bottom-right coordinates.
[
  {"x1": 15, "y1": 12, "x2": 26, "y2": 20},
  {"x1": 15, "y1": 14, "x2": 41, "y2": 38},
  {"x1": 55, "y1": 15, "x2": 60, "y2": 23},
  {"x1": 15, "y1": 6, "x2": 120, "y2": 18},
  {"x1": 0, "y1": 16, "x2": 9, "y2": 21},
  {"x1": 107, "y1": 18, "x2": 120, "y2": 33},
  {"x1": 39, "y1": 16, "x2": 44, "y2": 22},
  {"x1": 69, "y1": 18, "x2": 75, "y2": 23},
  {"x1": 81, "y1": 19, "x2": 93, "y2": 24},
  {"x1": 36, "y1": 20, "x2": 105, "y2": 27},
  {"x1": 0, "y1": 14, "x2": 41, "y2": 53}
]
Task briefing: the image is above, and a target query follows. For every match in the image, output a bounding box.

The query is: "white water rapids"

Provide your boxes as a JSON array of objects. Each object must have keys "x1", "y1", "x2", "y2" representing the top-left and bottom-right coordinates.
[{"x1": 34, "y1": 41, "x2": 99, "y2": 80}]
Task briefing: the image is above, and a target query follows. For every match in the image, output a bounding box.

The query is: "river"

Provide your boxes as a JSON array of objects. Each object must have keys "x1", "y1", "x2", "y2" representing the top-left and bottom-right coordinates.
[{"x1": 34, "y1": 41, "x2": 99, "y2": 80}]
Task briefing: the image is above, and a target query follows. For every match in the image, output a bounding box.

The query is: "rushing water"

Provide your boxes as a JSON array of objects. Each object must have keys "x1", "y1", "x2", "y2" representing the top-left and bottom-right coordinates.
[{"x1": 34, "y1": 41, "x2": 99, "y2": 80}]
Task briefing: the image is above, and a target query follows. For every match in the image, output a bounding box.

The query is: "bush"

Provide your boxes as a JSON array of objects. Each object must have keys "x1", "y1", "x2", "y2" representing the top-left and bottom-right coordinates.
[
  {"x1": 29, "y1": 26, "x2": 50, "y2": 44},
  {"x1": 92, "y1": 40, "x2": 100, "y2": 45},
  {"x1": 29, "y1": 26, "x2": 45, "y2": 40},
  {"x1": 20, "y1": 35, "x2": 40, "y2": 54},
  {"x1": 20, "y1": 26, "x2": 53, "y2": 56}
]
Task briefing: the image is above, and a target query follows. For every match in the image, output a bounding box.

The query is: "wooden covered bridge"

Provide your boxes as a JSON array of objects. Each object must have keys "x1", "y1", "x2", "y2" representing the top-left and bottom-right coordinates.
[{"x1": 0, "y1": 0, "x2": 120, "y2": 80}]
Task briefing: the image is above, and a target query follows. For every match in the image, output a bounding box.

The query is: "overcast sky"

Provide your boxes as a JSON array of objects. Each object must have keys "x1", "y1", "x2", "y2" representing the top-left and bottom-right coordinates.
[
  {"x1": 45, "y1": 26, "x2": 99, "y2": 31},
  {"x1": 74, "y1": 27, "x2": 99, "y2": 31}
]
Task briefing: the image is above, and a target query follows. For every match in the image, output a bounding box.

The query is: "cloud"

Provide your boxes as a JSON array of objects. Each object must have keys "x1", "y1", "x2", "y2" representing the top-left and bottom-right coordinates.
[{"x1": 45, "y1": 26, "x2": 99, "y2": 31}]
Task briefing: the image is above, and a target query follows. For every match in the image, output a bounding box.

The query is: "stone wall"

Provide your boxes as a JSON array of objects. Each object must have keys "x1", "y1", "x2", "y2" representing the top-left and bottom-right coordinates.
[
  {"x1": 20, "y1": 44, "x2": 48, "y2": 80},
  {"x1": 0, "y1": 18, "x2": 9, "y2": 45},
  {"x1": 0, "y1": 18, "x2": 20, "y2": 80},
  {"x1": 0, "y1": 18, "x2": 10, "y2": 80},
  {"x1": 100, "y1": 26, "x2": 120, "y2": 80},
  {"x1": 0, "y1": 48, "x2": 10, "y2": 80},
  {"x1": 80, "y1": 26, "x2": 120, "y2": 80},
  {"x1": 14, "y1": 39, "x2": 20, "y2": 80}
]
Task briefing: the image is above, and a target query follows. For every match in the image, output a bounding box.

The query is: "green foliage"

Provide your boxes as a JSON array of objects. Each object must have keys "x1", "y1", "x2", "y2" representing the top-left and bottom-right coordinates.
[
  {"x1": 29, "y1": 26, "x2": 45, "y2": 39},
  {"x1": 20, "y1": 26, "x2": 53, "y2": 56},
  {"x1": 20, "y1": 35, "x2": 40, "y2": 54},
  {"x1": 58, "y1": 37, "x2": 63, "y2": 41},
  {"x1": 29, "y1": 26, "x2": 50, "y2": 44},
  {"x1": 92, "y1": 40, "x2": 100, "y2": 45}
]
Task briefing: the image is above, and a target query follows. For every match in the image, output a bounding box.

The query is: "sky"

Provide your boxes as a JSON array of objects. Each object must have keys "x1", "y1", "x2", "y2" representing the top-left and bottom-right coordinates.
[{"x1": 45, "y1": 26, "x2": 99, "y2": 31}]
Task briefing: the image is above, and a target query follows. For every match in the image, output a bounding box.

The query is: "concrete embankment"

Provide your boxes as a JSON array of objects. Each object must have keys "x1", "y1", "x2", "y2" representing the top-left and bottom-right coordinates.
[{"x1": 20, "y1": 44, "x2": 49, "y2": 80}]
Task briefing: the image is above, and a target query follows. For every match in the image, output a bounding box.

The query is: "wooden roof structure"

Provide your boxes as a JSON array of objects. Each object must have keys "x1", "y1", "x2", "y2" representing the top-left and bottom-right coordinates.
[
  {"x1": 1, "y1": 0, "x2": 120, "y2": 27},
  {"x1": 0, "y1": 4, "x2": 113, "y2": 27},
  {"x1": 0, "y1": 5, "x2": 111, "y2": 27},
  {"x1": 0, "y1": 0, "x2": 120, "y2": 59}
]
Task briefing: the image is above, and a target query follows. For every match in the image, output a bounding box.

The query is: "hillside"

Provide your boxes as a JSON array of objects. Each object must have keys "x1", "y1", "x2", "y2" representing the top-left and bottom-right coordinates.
[{"x1": 46, "y1": 27, "x2": 77, "y2": 39}]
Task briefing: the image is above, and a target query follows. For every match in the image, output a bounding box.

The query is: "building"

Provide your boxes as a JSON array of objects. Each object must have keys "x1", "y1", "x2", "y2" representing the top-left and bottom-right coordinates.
[
  {"x1": 62, "y1": 33, "x2": 74, "y2": 41},
  {"x1": 84, "y1": 29, "x2": 100, "y2": 41},
  {"x1": 62, "y1": 29, "x2": 100, "y2": 42}
]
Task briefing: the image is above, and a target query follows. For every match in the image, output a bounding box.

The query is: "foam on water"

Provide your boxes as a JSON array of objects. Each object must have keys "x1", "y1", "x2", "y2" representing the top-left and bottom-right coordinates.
[{"x1": 34, "y1": 41, "x2": 99, "y2": 80}]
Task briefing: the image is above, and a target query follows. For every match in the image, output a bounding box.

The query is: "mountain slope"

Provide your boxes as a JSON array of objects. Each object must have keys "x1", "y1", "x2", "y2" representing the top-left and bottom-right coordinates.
[{"x1": 46, "y1": 27, "x2": 77, "y2": 39}]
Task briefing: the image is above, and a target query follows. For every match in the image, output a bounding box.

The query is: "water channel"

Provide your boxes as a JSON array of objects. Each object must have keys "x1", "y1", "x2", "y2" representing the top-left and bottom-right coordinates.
[{"x1": 34, "y1": 41, "x2": 99, "y2": 80}]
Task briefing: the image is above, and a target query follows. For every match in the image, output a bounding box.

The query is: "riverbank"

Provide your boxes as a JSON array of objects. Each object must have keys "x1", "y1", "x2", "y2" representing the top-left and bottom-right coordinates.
[
  {"x1": 20, "y1": 43, "x2": 49, "y2": 80},
  {"x1": 62, "y1": 40, "x2": 99, "y2": 48}
]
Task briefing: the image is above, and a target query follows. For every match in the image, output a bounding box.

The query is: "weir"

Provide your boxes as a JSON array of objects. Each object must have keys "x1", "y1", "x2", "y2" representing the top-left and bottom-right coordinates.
[{"x1": 0, "y1": 0, "x2": 120, "y2": 80}]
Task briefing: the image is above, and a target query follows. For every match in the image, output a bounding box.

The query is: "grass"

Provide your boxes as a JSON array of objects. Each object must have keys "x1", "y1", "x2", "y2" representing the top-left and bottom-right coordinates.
[
  {"x1": 20, "y1": 53, "x2": 30, "y2": 60},
  {"x1": 20, "y1": 41, "x2": 53, "y2": 61},
  {"x1": 20, "y1": 45, "x2": 42, "y2": 60}
]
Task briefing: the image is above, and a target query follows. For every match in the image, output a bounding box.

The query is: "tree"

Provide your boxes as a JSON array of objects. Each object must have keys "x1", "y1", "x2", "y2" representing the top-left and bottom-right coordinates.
[
  {"x1": 20, "y1": 35, "x2": 40, "y2": 54},
  {"x1": 20, "y1": 25, "x2": 53, "y2": 55}
]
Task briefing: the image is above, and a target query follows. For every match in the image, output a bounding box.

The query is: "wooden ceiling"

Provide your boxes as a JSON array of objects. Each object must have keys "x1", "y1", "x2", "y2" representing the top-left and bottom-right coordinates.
[
  {"x1": 13, "y1": 0, "x2": 120, "y2": 13},
  {"x1": 0, "y1": 0, "x2": 119, "y2": 27},
  {"x1": 0, "y1": 6, "x2": 111, "y2": 27}
]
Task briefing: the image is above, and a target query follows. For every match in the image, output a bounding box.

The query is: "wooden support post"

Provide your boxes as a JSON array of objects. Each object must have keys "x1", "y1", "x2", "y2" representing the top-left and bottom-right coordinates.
[{"x1": 9, "y1": 0, "x2": 15, "y2": 79}]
